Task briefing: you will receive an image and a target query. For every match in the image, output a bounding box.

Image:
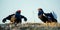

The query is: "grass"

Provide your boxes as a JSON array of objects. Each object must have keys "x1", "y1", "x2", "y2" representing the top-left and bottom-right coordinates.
[{"x1": 0, "y1": 23, "x2": 60, "y2": 30}]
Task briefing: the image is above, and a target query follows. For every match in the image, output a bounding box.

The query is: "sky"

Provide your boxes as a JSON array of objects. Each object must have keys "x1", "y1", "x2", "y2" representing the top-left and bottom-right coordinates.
[{"x1": 0, "y1": 0, "x2": 60, "y2": 24}]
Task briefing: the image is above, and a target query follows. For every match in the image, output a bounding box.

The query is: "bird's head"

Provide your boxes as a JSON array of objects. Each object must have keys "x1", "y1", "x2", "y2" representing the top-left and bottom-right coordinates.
[
  {"x1": 16, "y1": 10, "x2": 21, "y2": 14},
  {"x1": 38, "y1": 8, "x2": 43, "y2": 11},
  {"x1": 38, "y1": 8, "x2": 44, "y2": 15}
]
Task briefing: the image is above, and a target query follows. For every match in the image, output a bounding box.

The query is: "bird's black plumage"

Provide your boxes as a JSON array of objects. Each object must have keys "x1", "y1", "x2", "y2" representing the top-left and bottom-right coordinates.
[
  {"x1": 2, "y1": 14, "x2": 27, "y2": 24},
  {"x1": 2, "y1": 10, "x2": 27, "y2": 24},
  {"x1": 38, "y1": 8, "x2": 57, "y2": 23}
]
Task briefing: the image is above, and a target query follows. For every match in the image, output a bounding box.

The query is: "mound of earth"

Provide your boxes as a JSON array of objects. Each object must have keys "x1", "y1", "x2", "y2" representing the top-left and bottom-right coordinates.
[{"x1": 0, "y1": 23, "x2": 60, "y2": 30}]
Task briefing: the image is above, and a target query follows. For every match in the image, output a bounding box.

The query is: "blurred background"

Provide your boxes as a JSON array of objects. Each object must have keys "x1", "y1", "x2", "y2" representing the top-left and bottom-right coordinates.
[{"x1": 0, "y1": 0, "x2": 60, "y2": 24}]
